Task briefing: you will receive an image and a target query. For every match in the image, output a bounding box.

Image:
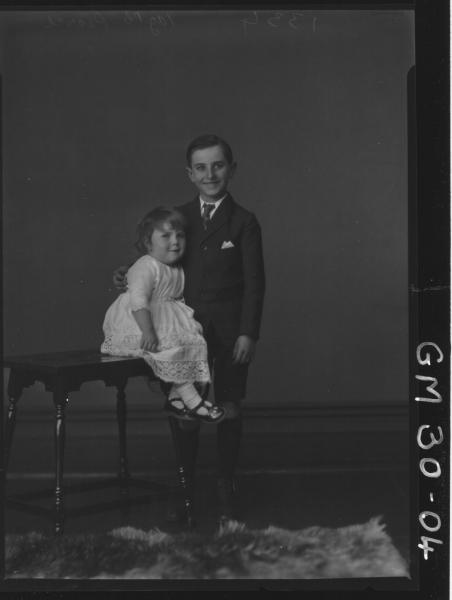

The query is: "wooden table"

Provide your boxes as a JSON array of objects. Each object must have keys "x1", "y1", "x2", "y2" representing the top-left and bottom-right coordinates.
[{"x1": 3, "y1": 349, "x2": 191, "y2": 534}]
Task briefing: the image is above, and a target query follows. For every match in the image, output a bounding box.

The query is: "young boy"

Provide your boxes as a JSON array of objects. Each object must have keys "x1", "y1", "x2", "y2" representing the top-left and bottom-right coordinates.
[{"x1": 114, "y1": 134, "x2": 265, "y2": 523}]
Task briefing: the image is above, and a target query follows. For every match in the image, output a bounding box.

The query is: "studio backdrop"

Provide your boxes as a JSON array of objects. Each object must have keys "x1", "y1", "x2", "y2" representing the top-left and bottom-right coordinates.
[{"x1": 2, "y1": 10, "x2": 414, "y2": 412}]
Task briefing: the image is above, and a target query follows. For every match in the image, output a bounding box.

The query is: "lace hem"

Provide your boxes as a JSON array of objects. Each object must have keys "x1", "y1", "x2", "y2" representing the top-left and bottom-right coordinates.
[
  {"x1": 101, "y1": 337, "x2": 211, "y2": 383},
  {"x1": 143, "y1": 356, "x2": 211, "y2": 384}
]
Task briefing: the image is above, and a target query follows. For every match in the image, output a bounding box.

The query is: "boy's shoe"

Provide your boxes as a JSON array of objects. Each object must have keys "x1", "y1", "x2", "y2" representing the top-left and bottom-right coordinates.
[{"x1": 217, "y1": 477, "x2": 237, "y2": 523}]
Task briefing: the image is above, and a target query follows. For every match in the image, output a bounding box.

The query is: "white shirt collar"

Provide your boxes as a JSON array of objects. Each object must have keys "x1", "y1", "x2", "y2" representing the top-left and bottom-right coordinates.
[{"x1": 199, "y1": 194, "x2": 227, "y2": 218}]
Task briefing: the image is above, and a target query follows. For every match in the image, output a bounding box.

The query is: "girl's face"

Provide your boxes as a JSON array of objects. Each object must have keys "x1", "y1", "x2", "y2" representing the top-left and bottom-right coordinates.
[{"x1": 146, "y1": 221, "x2": 186, "y2": 265}]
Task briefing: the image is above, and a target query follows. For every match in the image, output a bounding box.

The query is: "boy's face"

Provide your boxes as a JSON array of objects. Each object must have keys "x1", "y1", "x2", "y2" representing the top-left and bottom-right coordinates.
[{"x1": 186, "y1": 145, "x2": 236, "y2": 202}]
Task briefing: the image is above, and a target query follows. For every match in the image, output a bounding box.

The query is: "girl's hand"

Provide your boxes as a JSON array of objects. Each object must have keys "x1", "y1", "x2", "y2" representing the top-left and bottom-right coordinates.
[
  {"x1": 232, "y1": 335, "x2": 256, "y2": 364},
  {"x1": 113, "y1": 266, "x2": 128, "y2": 291},
  {"x1": 140, "y1": 330, "x2": 159, "y2": 352}
]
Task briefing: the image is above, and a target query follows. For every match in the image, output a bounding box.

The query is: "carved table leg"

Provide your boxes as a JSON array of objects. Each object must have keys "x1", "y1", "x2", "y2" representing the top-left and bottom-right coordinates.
[
  {"x1": 116, "y1": 381, "x2": 130, "y2": 521},
  {"x1": 4, "y1": 396, "x2": 20, "y2": 473},
  {"x1": 168, "y1": 416, "x2": 195, "y2": 528},
  {"x1": 53, "y1": 391, "x2": 68, "y2": 535},
  {"x1": 5, "y1": 369, "x2": 27, "y2": 473}
]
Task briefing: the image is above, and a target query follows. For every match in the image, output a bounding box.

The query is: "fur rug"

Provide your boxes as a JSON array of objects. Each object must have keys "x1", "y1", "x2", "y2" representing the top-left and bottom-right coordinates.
[{"x1": 5, "y1": 517, "x2": 408, "y2": 580}]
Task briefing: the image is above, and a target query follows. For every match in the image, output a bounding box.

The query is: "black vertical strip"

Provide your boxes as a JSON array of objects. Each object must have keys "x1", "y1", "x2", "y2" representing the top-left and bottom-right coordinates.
[
  {"x1": 0, "y1": 73, "x2": 4, "y2": 584},
  {"x1": 415, "y1": 2, "x2": 450, "y2": 290},
  {"x1": 407, "y1": 63, "x2": 419, "y2": 589},
  {"x1": 414, "y1": 1, "x2": 450, "y2": 599}
]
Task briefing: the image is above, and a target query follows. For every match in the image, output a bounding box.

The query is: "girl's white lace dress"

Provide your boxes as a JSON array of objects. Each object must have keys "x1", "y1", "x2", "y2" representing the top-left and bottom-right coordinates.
[{"x1": 101, "y1": 255, "x2": 210, "y2": 384}]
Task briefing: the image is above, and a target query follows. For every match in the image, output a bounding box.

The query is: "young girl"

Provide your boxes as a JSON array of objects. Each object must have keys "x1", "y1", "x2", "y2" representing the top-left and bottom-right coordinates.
[{"x1": 101, "y1": 207, "x2": 224, "y2": 423}]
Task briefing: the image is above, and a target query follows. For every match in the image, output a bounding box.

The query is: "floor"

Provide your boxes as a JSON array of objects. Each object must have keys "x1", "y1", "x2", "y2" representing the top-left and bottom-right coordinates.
[
  {"x1": 5, "y1": 466, "x2": 410, "y2": 566},
  {"x1": 4, "y1": 414, "x2": 411, "y2": 579}
]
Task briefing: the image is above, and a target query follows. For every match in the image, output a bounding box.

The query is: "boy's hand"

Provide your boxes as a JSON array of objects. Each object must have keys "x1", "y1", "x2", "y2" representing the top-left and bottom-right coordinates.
[
  {"x1": 232, "y1": 335, "x2": 256, "y2": 364},
  {"x1": 113, "y1": 266, "x2": 128, "y2": 291},
  {"x1": 141, "y1": 330, "x2": 159, "y2": 352}
]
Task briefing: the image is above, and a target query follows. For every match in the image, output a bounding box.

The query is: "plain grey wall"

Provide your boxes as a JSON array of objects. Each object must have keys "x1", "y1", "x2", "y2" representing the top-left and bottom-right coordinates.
[{"x1": 2, "y1": 10, "x2": 414, "y2": 409}]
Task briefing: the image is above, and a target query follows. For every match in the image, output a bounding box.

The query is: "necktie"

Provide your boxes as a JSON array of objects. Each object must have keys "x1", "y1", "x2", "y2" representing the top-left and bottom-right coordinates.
[{"x1": 202, "y1": 203, "x2": 215, "y2": 229}]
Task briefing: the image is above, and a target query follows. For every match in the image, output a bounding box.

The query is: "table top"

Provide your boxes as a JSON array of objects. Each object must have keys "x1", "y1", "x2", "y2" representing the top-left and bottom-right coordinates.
[{"x1": 3, "y1": 350, "x2": 146, "y2": 372}]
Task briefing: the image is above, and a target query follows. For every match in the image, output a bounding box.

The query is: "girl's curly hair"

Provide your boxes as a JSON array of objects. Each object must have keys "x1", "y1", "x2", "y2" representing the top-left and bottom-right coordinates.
[{"x1": 135, "y1": 206, "x2": 187, "y2": 254}]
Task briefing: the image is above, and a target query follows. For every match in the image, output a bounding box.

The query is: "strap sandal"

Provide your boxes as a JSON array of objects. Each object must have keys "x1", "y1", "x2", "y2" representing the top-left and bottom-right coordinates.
[
  {"x1": 187, "y1": 398, "x2": 225, "y2": 423},
  {"x1": 202, "y1": 399, "x2": 216, "y2": 409},
  {"x1": 194, "y1": 381, "x2": 210, "y2": 399},
  {"x1": 164, "y1": 398, "x2": 194, "y2": 419}
]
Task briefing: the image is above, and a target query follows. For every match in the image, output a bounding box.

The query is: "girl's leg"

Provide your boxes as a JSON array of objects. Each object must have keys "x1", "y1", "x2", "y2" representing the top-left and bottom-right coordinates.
[
  {"x1": 165, "y1": 383, "x2": 222, "y2": 422},
  {"x1": 173, "y1": 382, "x2": 224, "y2": 422},
  {"x1": 173, "y1": 383, "x2": 208, "y2": 414},
  {"x1": 167, "y1": 384, "x2": 185, "y2": 411},
  {"x1": 171, "y1": 382, "x2": 199, "y2": 409}
]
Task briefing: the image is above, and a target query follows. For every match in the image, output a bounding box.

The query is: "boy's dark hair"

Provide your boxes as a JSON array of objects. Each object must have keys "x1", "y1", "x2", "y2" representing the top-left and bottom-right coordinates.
[
  {"x1": 135, "y1": 206, "x2": 186, "y2": 254},
  {"x1": 186, "y1": 134, "x2": 234, "y2": 166}
]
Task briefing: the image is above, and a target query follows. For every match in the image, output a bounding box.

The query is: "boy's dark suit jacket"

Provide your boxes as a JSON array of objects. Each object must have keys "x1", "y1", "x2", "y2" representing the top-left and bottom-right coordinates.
[{"x1": 177, "y1": 194, "x2": 265, "y2": 345}]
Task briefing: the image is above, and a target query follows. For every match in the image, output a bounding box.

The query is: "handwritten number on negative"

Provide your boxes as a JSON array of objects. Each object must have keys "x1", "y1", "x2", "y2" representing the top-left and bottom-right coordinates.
[
  {"x1": 288, "y1": 13, "x2": 304, "y2": 29},
  {"x1": 267, "y1": 13, "x2": 284, "y2": 28},
  {"x1": 242, "y1": 11, "x2": 258, "y2": 36},
  {"x1": 418, "y1": 536, "x2": 443, "y2": 560},
  {"x1": 417, "y1": 425, "x2": 444, "y2": 451}
]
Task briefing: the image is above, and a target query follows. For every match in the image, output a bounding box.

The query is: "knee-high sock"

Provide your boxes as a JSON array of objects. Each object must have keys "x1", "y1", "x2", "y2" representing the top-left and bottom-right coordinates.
[
  {"x1": 172, "y1": 382, "x2": 203, "y2": 410},
  {"x1": 217, "y1": 415, "x2": 243, "y2": 481}
]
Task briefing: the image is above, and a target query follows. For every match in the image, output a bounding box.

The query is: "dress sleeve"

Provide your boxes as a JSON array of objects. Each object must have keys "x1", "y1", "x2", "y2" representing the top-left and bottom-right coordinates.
[{"x1": 127, "y1": 257, "x2": 157, "y2": 312}]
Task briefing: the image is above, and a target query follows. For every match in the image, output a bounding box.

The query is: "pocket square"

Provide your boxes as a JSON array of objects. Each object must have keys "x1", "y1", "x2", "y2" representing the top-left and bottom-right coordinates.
[{"x1": 221, "y1": 240, "x2": 235, "y2": 249}]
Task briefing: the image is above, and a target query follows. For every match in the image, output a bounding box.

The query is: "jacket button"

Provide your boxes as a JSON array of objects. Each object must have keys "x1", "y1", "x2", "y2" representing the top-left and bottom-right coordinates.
[{"x1": 202, "y1": 246, "x2": 207, "y2": 251}]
